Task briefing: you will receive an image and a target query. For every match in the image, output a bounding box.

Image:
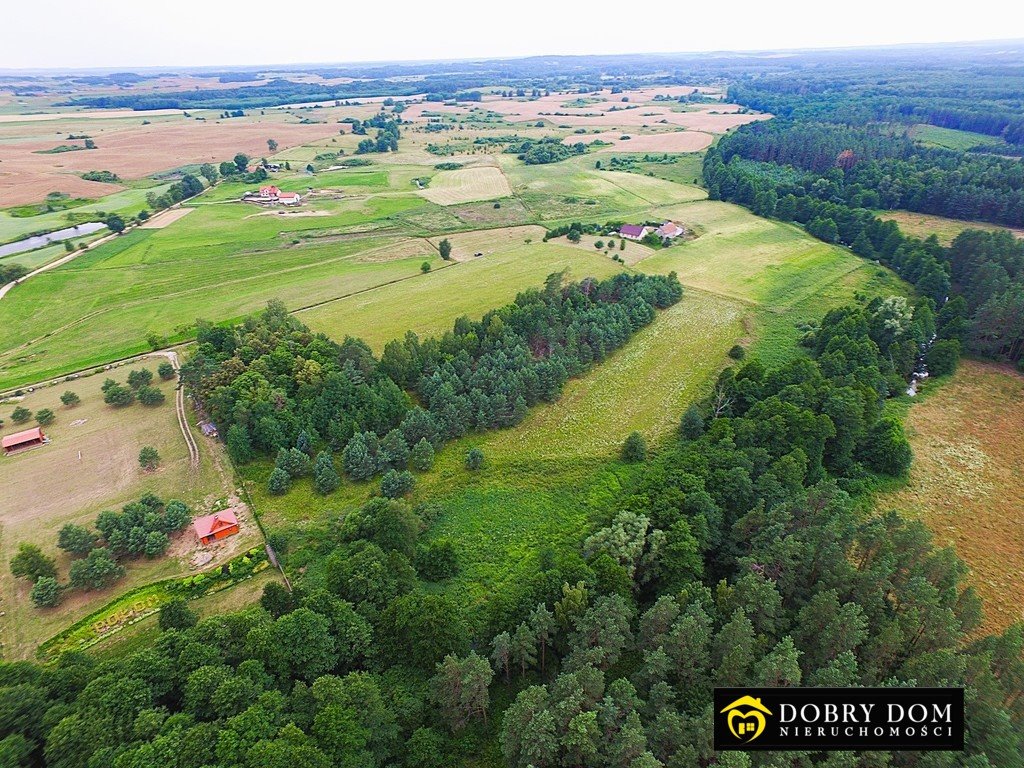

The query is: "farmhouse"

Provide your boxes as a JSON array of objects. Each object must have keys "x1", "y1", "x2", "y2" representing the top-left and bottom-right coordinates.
[
  {"x1": 2, "y1": 426, "x2": 47, "y2": 455},
  {"x1": 193, "y1": 510, "x2": 239, "y2": 545},
  {"x1": 619, "y1": 224, "x2": 649, "y2": 241},
  {"x1": 258, "y1": 185, "x2": 281, "y2": 201},
  {"x1": 278, "y1": 191, "x2": 301, "y2": 205},
  {"x1": 655, "y1": 221, "x2": 685, "y2": 239}
]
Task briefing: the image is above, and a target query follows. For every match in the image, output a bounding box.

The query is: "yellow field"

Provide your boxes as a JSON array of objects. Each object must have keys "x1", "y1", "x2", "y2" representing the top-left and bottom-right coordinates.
[
  {"x1": 426, "y1": 224, "x2": 547, "y2": 261},
  {"x1": 877, "y1": 210, "x2": 1024, "y2": 245},
  {"x1": 878, "y1": 361, "x2": 1024, "y2": 635},
  {"x1": 419, "y1": 165, "x2": 513, "y2": 205}
]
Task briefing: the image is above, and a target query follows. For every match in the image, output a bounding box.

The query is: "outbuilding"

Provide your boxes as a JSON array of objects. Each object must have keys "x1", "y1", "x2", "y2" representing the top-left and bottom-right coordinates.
[
  {"x1": 655, "y1": 221, "x2": 685, "y2": 239},
  {"x1": 2, "y1": 426, "x2": 46, "y2": 455},
  {"x1": 193, "y1": 510, "x2": 239, "y2": 545},
  {"x1": 619, "y1": 224, "x2": 649, "y2": 241},
  {"x1": 278, "y1": 192, "x2": 301, "y2": 205}
]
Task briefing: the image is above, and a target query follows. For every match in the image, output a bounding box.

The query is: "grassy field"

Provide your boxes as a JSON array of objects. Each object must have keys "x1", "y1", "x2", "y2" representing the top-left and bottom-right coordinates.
[
  {"x1": 0, "y1": 356, "x2": 252, "y2": 659},
  {"x1": 300, "y1": 240, "x2": 623, "y2": 351},
  {"x1": 419, "y1": 165, "x2": 513, "y2": 206},
  {"x1": 877, "y1": 360, "x2": 1024, "y2": 635},
  {"x1": 909, "y1": 124, "x2": 1008, "y2": 152},
  {"x1": 877, "y1": 209, "x2": 1024, "y2": 245}
]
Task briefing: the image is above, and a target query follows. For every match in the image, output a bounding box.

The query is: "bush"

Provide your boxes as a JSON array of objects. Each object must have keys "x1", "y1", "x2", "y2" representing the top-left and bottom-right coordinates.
[
  {"x1": 159, "y1": 598, "x2": 198, "y2": 631},
  {"x1": 10, "y1": 543, "x2": 57, "y2": 582},
  {"x1": 421, "y1": 262, "x2": 432, "y2": 273},
  {"x1": 679, "y1": 404, "x2": 705, "y2": 440},
  {"x1": 137, "y1": 386, "x2": 165, "y2": 406},
  {"x1": 313, "y1": 452, "x2": 341, "y2": 495},
  {"x1": 465, "y1": 448, "x2": 484, "y2": 471},
  {"x1": 139, "y1": 446, "x2": 160, "y2": 471},
  {"x1": 127, "y1": 368, "x2": 154, "y2": 390},
  {"x1": 409, "y1": 438, "x2": 435, "y2": 471},
  {"x1": 68, "y1": 547, "x2": 124, "y2": 591},
  {"x1": 380, "y1": 469, "x2": 415, "y2": 498},
  {"x1": 60, "y1": 391, "x2": 81, "y2": 407},
  {"x1": 35, "y1": 408, "x2": 55, "y2": 425},
  {"x1": 438, "y1": 239, "x2": 452, "y2": 260},
  {"x1": 104, "y1": 385, "x2": 135, "y2": 407},
  {"x1": 268, "y1": 467, "x2": 291, "y2": 495},
  {"x1": 728, "y1": 344, "x2": 746, "y2": 360},
  {"x1": 31, "y1": 577, "x2": 64, "y2": 608},
  {"x1": 621, "y1": 432, "x2": 647, "y2": 462},
  {"x1": 276, "y1": 447, "x2": 312, "y2": 478},
  {"x1": 144, "y1": 531, "x2": 170, "y2": 558},
  {"x1": 925, "y1": 339, "x2": 961, "y2": 377},
  {"x1": 157, "y1": 361, "x2": 176, "y2": 380},
  {"x1": 58, "y1": 523, "x2": 96, "y2": 556},
  {"x1": 10, "y1": 406, "x2": 32, "y2": 424},
  {"x1": 416, "y1": 539, "x2": 459, "y2": 581}
]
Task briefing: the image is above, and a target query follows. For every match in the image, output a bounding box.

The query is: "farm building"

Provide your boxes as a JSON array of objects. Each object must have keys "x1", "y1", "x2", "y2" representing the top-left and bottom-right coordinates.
[
  {"x1": 278, "y1": 192, "x2": 301, "y2": 205},
  {"x1": 655, "y1": 221, "x2": 685, "y2": 239},
  {"x1": 2, "y1": 426, "x2": 46, "y2": 455},
  {"x1": 619, "y1": 224, "x2": 649, "y2": 241},
  {"x1": 193, "y1": 510, "x2": 239, "y2": 545}
]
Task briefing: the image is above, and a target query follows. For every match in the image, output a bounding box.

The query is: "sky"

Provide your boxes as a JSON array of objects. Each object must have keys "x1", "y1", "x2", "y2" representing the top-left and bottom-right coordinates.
[{"x1": 4, "y1": 0, "x2": 1023, "y2": 70}]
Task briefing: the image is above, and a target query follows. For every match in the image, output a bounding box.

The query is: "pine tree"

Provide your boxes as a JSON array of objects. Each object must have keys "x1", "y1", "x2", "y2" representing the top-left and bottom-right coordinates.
[{"x1": 313, "y1": 452, "x2": 340, "y2": 495}]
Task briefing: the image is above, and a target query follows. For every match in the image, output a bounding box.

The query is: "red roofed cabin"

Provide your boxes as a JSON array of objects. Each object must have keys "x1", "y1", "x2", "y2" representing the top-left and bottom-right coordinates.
[
  {"x1": 2, "y1": 427, "x2": 46, "y2": 455},
  {"x1": 258, "y1": 185, "x2": 281, "y2": 201},
  {"x1": 193, "y1": 511, "x2": 239, "y2": 545}
]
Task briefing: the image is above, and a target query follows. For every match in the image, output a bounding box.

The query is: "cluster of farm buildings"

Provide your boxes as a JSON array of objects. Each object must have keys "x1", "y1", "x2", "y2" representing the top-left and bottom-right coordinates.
[
  {"x1": 242, "y1": 185, "x2": 302, "y2": 205},
  {"x1": 619, "y1": 221, "x2": 685, "y2": 241}
]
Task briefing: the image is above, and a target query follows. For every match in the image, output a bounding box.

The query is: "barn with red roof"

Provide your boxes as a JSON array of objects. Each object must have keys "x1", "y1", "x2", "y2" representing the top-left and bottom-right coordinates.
[{"x1": 2, "y1": 426, "x2": 46, "y2": 455}]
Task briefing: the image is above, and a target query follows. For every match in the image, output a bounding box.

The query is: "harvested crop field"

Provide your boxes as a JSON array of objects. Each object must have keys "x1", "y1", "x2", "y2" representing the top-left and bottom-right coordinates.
[
  {"x1": 0, "y1": 119, "x2": 340, "y2": 205},
  {"x1": 878, "y1": 361, "x2": 1024, "y2": 635},
  {"x1": 419, "y1": 166, "x2": 512, "y2": 205},
  {"x1": 567, "y1": 130, "x2": 713, "y2": 153},
  {"x1": 139, "y1": 207, "x2": 194, "y2": 228},
  {"x1": 877, "y1": 210, "x2": 1024, "y2": 245},
  {"x1": 427, "y1": 224, "x2": 546, "y2": 261}
]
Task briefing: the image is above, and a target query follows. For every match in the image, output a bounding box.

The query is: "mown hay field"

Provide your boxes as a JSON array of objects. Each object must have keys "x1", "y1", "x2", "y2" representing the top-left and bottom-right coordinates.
[
  {"x1": 418, "y1": 165, "x2": 513, "y2": 205},
  {"x1": 878, "y1": 361, "x2": 1024, "y2": 635}
]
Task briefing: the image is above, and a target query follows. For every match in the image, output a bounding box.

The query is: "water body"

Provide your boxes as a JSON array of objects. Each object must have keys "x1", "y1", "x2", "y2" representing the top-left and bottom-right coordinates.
[{"x1": 0, "y1": 222, "x2": 106, "y2": 259}]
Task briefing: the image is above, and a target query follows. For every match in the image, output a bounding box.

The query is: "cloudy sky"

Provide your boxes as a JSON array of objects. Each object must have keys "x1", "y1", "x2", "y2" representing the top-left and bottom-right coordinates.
[{"x1": 4, "y1": 0, "x2": 1022, "y2": 70}]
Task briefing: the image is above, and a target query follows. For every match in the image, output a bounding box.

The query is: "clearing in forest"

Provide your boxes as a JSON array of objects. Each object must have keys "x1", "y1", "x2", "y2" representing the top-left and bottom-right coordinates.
[{"x1": 878, "y1": 360, "x2": 1024, "y2": 635}]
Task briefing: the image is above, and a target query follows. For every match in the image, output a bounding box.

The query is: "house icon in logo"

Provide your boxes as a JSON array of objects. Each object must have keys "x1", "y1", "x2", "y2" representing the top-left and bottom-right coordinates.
[{"x1": 720, "y1": 695, "x2": 773, "y2": 742}]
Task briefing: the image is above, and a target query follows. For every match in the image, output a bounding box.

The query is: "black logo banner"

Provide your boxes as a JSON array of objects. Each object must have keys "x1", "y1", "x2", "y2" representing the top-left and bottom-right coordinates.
[{"x1": 714, "y1": 687, "x2": 964, "y2": 751}]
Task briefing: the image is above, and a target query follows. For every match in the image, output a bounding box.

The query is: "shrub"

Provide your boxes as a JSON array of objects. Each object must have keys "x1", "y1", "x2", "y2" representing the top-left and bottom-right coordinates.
[
  {"x1": 137, "y1": 386, "x2": 165, "y2": 406},
  {"x1": 438, "y1": 238, "x2": 452, "y2": 260},
  {"x1": 276, "y1": 447, "x2": 312, "y2": 478},
  {"x1": 139, "y1": 446, "x2": 160, "y2": 471},
  {"x1": 31, "y1": 577, "x2": 64, "y2": 608},
  {"x1": 159, "y1": 598, "x2": 198, "y2": 631},
  {"x1": 58, "y1": 523, "x2": 96, "y2": 556},
  {"x1": 621, "y1": 432, "x2": 647, "y2": 462},
  {"x1": 313, "y1": 452, "x2": 341, "y2": 495},
  {"x1": 157, "y1": 361, "x2": 176, "y2": 380},
  {"x1": 144, "y1": 531, "x2": 170, "y2": 558},
  {"x1": 268, "y1": 467, "x2": 291, "y2": 495},
  {"x1": 381, "y1": 469, "x2": 414, "y2": 498},
  {"x1": 727, "y1": 344, "x2": 746, "y2": 360},
  {"x1": 104, "y1": 385, "x2": 135, "y2": 407},
  {"x1": 925, "y1": 339, "x2": 961, "y2": 377},
  {"x1": 11, "y1": 406, "x2": 32, "y2": 424},
  {"x1": 409, "y1": 438, "x2": 435, "y2": 471},
  {"x1": 60, "y1": 391, "x2": 81, "y2": 407},
  {"x1": 10, "y1": 543, "x2": 57, "y2": 582},
  {"x1": 68, "y1": 548, "x2": 124, "y2": 591},
  {"x1": 416, "y1": 539, "x2": 459, "y2": 581},
  {"x1": 465, "y1": 447, "x2": 484, "y2": 471},
  {"x1": 126, "y1": 368, "x2": 154, "y2": 390},
  {"x1": 35, "y1": 408, "x2": 55, "y2": 425}
]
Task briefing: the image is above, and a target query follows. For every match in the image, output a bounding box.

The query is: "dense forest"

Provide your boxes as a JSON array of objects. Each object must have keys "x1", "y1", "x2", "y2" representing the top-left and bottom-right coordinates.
[
  {"x1": 181, "y1": 272, "x2": 682, "y2": 488},
  {"x1": 705, "y1": 123, "x2": 1024, "y2": 367},
  {"x1": 3, "y1": 298, "x2": 1022, "y2": 768}
]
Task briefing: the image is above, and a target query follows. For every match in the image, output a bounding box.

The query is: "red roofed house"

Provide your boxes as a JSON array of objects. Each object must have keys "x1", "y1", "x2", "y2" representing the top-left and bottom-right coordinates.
[
  {"x1": 619, "y1": 224, "x2": 649, "y2": 241},
  {"x1": 193, "y1": 511, "x2": 239, "y2": 545},
  {"x1": 258, "y1": 185, "x2": 281, "y2": 201},
  {"x1": 2, "y1": 427, "x2": 46, "y2": 455},
  {"x1": 278, "y1": 191, "x2": 301, "y2": 206},
  {"x1": 655, "y1": 221, "x2": 685, "y2": 239}
]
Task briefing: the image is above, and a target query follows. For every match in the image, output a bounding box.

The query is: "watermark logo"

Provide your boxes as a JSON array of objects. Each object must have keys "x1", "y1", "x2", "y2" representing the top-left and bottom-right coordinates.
[
  {"x1": 720, "y1": 695, "x2": 772, "y2": 743},
  {"x1": 714, "y1": 687, "x2": 964, "y2": 751}
]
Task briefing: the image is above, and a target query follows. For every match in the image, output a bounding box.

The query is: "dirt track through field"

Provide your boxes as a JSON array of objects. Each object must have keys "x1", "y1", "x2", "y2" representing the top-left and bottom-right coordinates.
[{"x1": 162, "y1": 349, "x2": 199, "y2": 470}]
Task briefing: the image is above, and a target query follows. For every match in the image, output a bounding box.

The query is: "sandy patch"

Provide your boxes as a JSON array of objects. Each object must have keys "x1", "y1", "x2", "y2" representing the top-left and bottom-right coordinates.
[
  {"x1": 564, "y1": 130, "x2": 713, "y2": 153},
  {"x1": 139, "y1": 206, "x2": 194, "y2": 228},
  {"x1": 419, "y1": 165, "x2": 512, "y2": 206}
]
